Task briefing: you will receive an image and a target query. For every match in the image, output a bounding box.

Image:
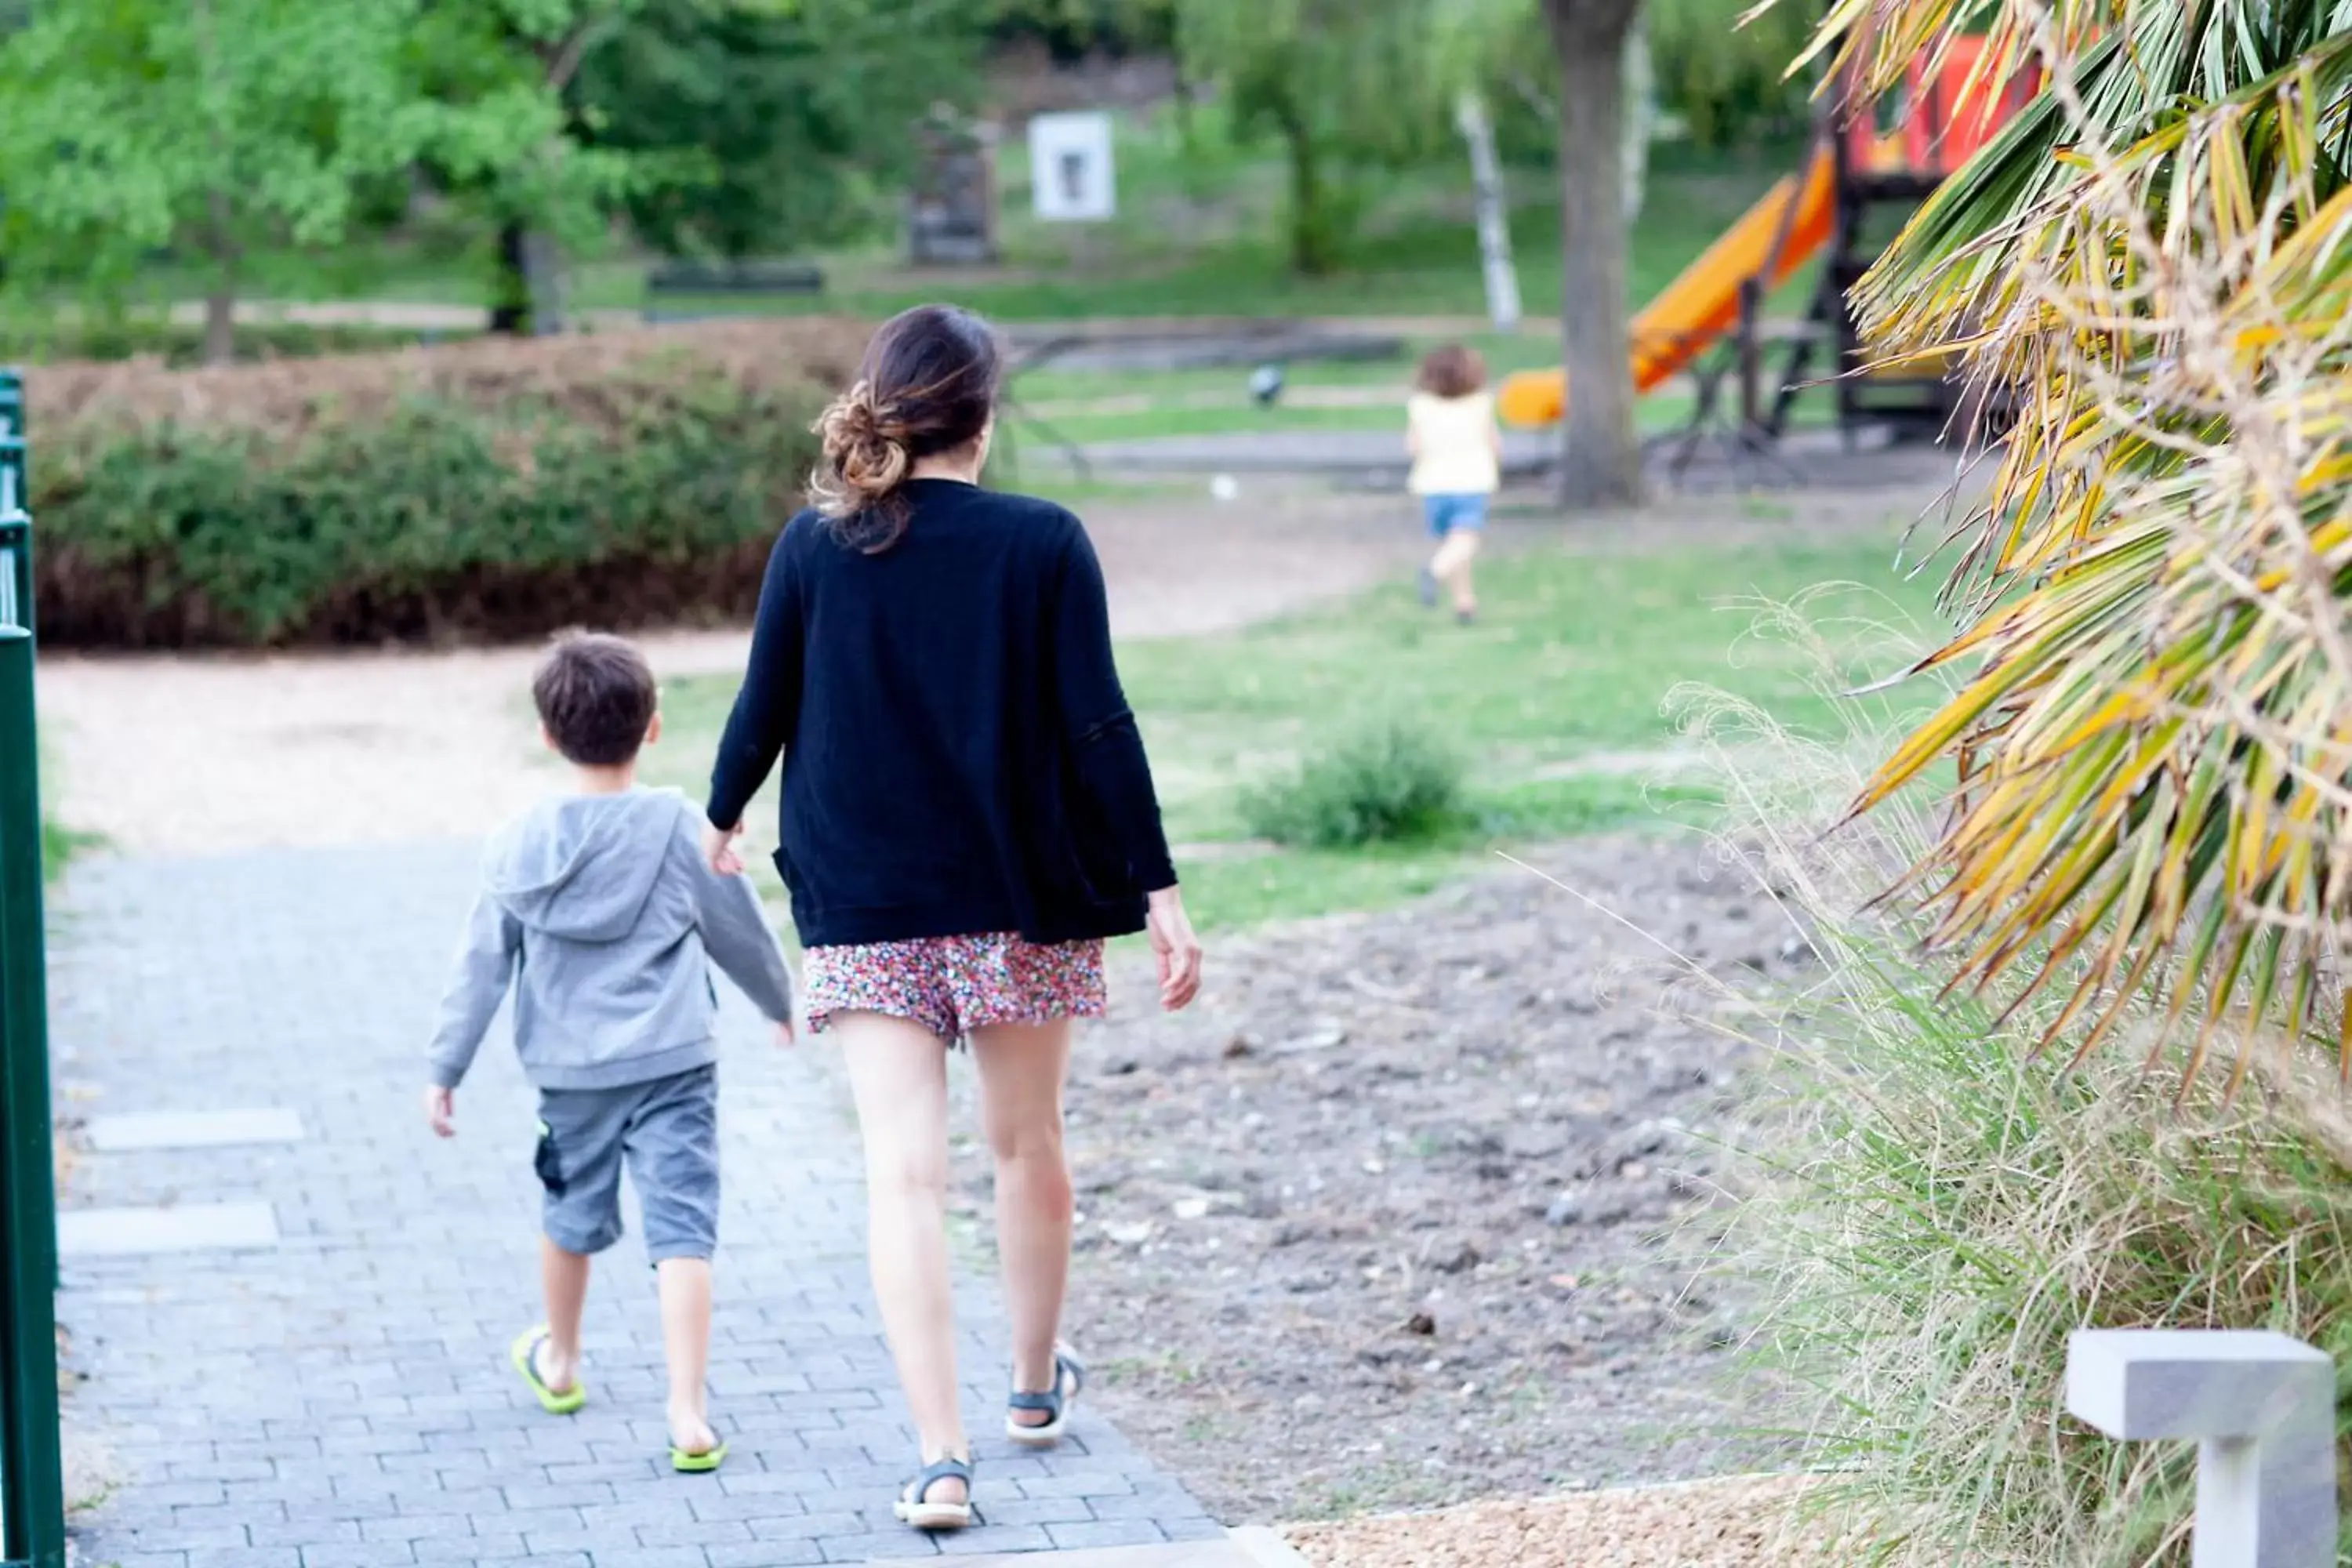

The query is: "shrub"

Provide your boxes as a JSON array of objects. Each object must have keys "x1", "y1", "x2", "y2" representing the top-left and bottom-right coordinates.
[
  {"x1": 1240, "y1": 723, "x2": 1467, "y2": 849},
  {"x1": 0, "y1": 318, "x2": 458, "y2": 366},
  {"x1": 26, "y1": 320, "x2": 868, "y2": 646}
]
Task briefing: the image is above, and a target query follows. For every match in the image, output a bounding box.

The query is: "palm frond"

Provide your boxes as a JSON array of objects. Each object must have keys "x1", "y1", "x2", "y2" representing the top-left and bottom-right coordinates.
[{"x1": 1813, "y1": 0, "x2": 2352, "y2": 1087}]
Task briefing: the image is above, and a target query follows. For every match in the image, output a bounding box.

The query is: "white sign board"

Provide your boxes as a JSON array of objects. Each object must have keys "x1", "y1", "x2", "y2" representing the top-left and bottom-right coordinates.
[{"x1": 1029, "y1": 111, "x2": 1116, "y2": 223}]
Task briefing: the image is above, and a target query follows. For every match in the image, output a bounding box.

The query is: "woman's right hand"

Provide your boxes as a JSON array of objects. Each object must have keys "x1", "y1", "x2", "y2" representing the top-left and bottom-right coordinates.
[
  {"x1": 1145, "y1": 886, "x2": 1203, "y2": 1012},
  {"x1": 702, "y1": 819, "x2": 746, "y2": 876}
]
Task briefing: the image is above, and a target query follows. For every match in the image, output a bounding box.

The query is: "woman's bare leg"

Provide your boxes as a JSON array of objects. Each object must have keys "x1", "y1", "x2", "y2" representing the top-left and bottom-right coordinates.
[
  {"x1": 970, "y1": 1019, "x2": 1076, "y2": 1423},
  {"x1": 835, "y1": 1011, "x2": 967, "y2": 1499}
]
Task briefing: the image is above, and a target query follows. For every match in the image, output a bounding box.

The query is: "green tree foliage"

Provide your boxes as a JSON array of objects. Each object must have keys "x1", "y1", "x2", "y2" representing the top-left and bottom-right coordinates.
[
  {"x1": 0, "y1": 0, "x2": 559, "y2": 363},
  {"x1": 572, "y1": 0, "x2": 983, "y2": 260},
  {"x1": 1174, "y1": 0, "x2": 1454, "y2": 273},
  {"x1": 1645, "y1": 0, "x2": 1813, "y2": 145},
  {"x1": 985, "y1": 0, "x2": 1176, "y2": 56},
  {"x1": 408, "y1": 0, "x2": 682, "y2": 331}
]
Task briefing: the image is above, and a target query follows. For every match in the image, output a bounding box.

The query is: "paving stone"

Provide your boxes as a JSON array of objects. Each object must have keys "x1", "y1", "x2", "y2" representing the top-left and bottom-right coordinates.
[
  {"x1": 58, "y1": 1202, "x2": 280, "y2": 1255},
  {"x1": 938, "y1": 1527, "x2": 1057, "y2": 1555},
  {"x1": 633, "y1": 1518, "x2": 753, "y2": 1548},
  {"x1": 1014, "y1": 1474, "x2": 1138, "y2": 1501},
  {"x1": 818, "y1": 1534, "x2": 943, "y2": 1561},
  {"x1": 1047, "y1": 1521, "x2": 1174, "y2": 1551},
  {"x1": 86, "y1": 1108, "x2": 306, "y2": 1151},
  {"x1": 247, "y1": 1521, "x2": 364, "y2": 1549},
  {"x1": 580, "y1": 1550, "x2": 713, "y2": 1568},
  {"x1": 299, "y1": 1539, "x2": 426, "y2": 1567},
  {"x1": 978, "y1": 1495, "x2": 1098, "y2": 1528},
  {"x1": 702, "y1": 1544, "x2": 824, "y2": 1568},
  {"x1": 54, "y1": 844, "x2": 1218, "y2": 1562}
]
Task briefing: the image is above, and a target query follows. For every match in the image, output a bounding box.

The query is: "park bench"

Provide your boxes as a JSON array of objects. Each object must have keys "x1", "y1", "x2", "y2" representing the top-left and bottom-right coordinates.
[{"x1": 641, "y1": 260, "x2": 825, "y2": 323}]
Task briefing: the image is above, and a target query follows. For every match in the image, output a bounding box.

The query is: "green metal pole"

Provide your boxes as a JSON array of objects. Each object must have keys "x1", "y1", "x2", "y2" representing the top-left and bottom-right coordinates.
[
  {"x1": 0, "y1": 441, "x2": 23, "y2": 557},
  {"x1": 0, "y1": 499, "x2": 66, "y2": 1567}
]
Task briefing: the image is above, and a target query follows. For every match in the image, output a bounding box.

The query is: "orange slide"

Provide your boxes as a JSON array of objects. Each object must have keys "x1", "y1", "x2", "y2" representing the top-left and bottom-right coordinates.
[{"x1": 1497, "y1": 147, "x2": 1837, "y2": 427}]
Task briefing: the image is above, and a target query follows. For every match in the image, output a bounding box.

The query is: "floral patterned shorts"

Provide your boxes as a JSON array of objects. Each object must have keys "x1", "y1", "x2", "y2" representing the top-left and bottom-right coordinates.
[{"x1": 802, "y1": 933, "x2": 1107, "y2": 1044}]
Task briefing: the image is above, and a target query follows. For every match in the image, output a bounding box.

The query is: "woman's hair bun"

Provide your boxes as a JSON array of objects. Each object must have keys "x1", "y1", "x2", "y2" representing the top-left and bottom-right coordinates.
[
  {"x1": 811, "y1": 380, "x2": 910, "y2": 521},
  {"x1": 808, "y1": 304, "x2": 1003, "y2": 552}
]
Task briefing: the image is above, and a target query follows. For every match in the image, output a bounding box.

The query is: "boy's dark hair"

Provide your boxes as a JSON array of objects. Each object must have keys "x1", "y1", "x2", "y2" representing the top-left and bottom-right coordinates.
[
  {"x1": 534, "y1": 632, "x2": 657, "y2": 767},
  {"x1": 1416, "y1": 344, "x2": 1487, "y2": 399}
]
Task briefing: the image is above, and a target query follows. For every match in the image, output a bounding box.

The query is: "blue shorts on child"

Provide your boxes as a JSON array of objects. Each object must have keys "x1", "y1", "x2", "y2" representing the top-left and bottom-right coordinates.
[
  {"x1": 535, "y1": 1064, "x2": 719, "y2": 1264},
  {"x1": 1423, "y1": 493, "x2": 1489, "y2": 537}
]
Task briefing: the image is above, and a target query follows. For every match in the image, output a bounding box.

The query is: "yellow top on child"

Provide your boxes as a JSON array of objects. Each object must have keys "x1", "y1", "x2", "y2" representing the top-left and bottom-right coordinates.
[{"x1": 1405, "y1": 345, "x2": 1501, "y2": 498}]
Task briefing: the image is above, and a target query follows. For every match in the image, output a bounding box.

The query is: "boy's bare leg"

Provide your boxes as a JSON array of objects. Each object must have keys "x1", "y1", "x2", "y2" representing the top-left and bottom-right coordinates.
[
  {"x1": 539, "y1": 1238, "x2": 591, "y2": 1392},
  {"x1": 658, "y1": 1258, "x2": 719, "y2": 1454}
]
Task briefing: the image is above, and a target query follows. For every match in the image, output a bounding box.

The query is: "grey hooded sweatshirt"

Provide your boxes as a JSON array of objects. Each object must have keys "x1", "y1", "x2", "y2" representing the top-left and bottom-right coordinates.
[{"x1": 427, "y1": 788, "x2": 795, "y2": 1092}]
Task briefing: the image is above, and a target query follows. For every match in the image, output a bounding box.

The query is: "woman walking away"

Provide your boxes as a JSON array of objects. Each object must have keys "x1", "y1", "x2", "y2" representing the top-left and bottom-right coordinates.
[
  {"x1": 702, "y1": 304, "x2": 1203, "y2": 1532},
  {"x1": 1406, "y1": 343, "x2": 1503, "y2": 624}
]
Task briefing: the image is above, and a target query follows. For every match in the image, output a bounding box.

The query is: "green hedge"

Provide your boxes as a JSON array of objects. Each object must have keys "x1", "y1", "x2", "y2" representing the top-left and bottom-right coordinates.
[
  {"x1": 1, "y1": 318, "x2": 459, "y2": 367},
  {"x1": 29, "y1": 321, "x2": 863, "y2": 646}
]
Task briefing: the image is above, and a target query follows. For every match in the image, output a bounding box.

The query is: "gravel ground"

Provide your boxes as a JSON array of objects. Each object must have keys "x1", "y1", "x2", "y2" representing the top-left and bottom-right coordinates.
[
  {"x1": 947, "y1": 833, "x2": 1810, "y2": 1525},
  {"x1": 1281, "y1": 1474, "x2": 1824, "y2": 1567}
]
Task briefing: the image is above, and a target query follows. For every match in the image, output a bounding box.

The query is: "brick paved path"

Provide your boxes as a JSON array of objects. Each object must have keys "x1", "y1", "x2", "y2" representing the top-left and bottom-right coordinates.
[{"x1": 49, "y1": 844, "x2": 1222, "y2": 1566}]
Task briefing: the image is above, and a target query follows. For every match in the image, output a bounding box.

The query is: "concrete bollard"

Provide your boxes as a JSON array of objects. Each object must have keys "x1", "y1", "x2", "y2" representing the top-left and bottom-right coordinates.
[{"x1": 2065, "y1": 1329, "x2": 2336, "y2": 1566}]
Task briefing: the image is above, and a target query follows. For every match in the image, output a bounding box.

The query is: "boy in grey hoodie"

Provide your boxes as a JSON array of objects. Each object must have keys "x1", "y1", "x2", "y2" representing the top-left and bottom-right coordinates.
[{"x1": 425, "y1": 632, "x2": 794, "y2": 1474}]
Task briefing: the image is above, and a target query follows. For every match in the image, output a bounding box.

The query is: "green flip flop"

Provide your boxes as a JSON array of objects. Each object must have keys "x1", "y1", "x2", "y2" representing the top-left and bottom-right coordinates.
[
  {"x1": 670, "y1": 1438, "x2": 729, "y2": 1474},
  {"x1": 509, "y1": 1326, "x2": 587, "y2": 1416}
]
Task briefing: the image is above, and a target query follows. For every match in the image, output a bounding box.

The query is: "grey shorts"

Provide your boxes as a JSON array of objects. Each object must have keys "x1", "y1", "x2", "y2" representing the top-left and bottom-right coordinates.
[{"x1": 533, "y1": 1065, "x2": 718, "y2": 1264}]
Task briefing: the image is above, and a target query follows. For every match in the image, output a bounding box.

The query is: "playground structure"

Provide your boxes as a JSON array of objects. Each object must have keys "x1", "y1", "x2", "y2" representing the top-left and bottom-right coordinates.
[{"x1": 1497, "y1": 36, "x2": 2038, "y2": 467}]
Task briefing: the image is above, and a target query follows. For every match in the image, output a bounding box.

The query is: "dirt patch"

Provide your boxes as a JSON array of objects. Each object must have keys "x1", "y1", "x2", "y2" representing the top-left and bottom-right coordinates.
[
  {"x1": 948, "y1": 833, "x2": 1807, "y2": 1524},
  {"x1": 1282, "y1": 1473, "x2": 1824, "y2": 1567}
]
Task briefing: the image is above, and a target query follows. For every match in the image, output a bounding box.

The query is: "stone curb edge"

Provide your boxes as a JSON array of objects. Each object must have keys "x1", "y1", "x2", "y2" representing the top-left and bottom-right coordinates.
[{"x1": 1228, "y1": 1525, "x2": 1313, "y2": 1567}]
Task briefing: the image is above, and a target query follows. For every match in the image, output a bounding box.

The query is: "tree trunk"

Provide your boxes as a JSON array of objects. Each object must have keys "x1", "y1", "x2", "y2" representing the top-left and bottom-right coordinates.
[
  {"x1": 490, "y1": 220, "x2": 531, "y2": 334},
  {"x1": 1547, "y1": 0, "x2": 1644, "y2": 510},
  {"x1": 1272, "y1": 94, "x2": 1335, "y2": 276},
  {"x1": 202, "y1": 286, "x2": 237, "y2": 368},
  {"x1": 522, "y1": 230, "x2": 564, "y2": 336},
  {"x1": 1621, "y1": 14, "x2": 1653, "y2": 224},
  {"x1": 202, "y1": 187, "x2": 238, "y2": 368}
]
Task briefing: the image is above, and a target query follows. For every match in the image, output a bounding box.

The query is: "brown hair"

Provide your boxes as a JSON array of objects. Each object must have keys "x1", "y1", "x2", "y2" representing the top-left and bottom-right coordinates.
[
  {"x1": 1416, "y1": 344, "x2": 1487, "y2": 399},
  {"x1": 810, "y1": 303, "x2": 1002, "y2": 552},
  {"x1": 533, "y1": 631, "x2": 658, "y2": 767}
]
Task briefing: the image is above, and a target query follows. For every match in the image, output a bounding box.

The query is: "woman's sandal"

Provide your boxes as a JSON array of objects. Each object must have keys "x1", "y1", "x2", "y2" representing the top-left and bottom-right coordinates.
[
  {"x1": 893, "y1": 1455, "x2": 975, "y2": 1531},
  {"x1": 508, "y1": 1326, "x2": 587, "y2": 1416},
  {"x1": 1005, "y1": 1345, "x2": 1086, "y2": 1446}
]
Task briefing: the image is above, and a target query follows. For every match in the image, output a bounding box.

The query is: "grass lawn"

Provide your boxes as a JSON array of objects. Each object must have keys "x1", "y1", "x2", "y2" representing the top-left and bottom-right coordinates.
[
  {"x1": 1003, "y1": 373, "x2": 1840, "y2": 448},
  {"x1": 648, "y1": 528, "x2": 1948, "y2": 931},
  {"x1": 994, "y1": 310, "x2": 1839, "y2": 451}
]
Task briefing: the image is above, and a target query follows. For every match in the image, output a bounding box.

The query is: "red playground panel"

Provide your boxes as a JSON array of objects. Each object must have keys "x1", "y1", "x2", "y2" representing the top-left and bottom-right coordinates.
[{"x1": 1839, "y1": 35, "x2": 2038, "y2": 179}]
